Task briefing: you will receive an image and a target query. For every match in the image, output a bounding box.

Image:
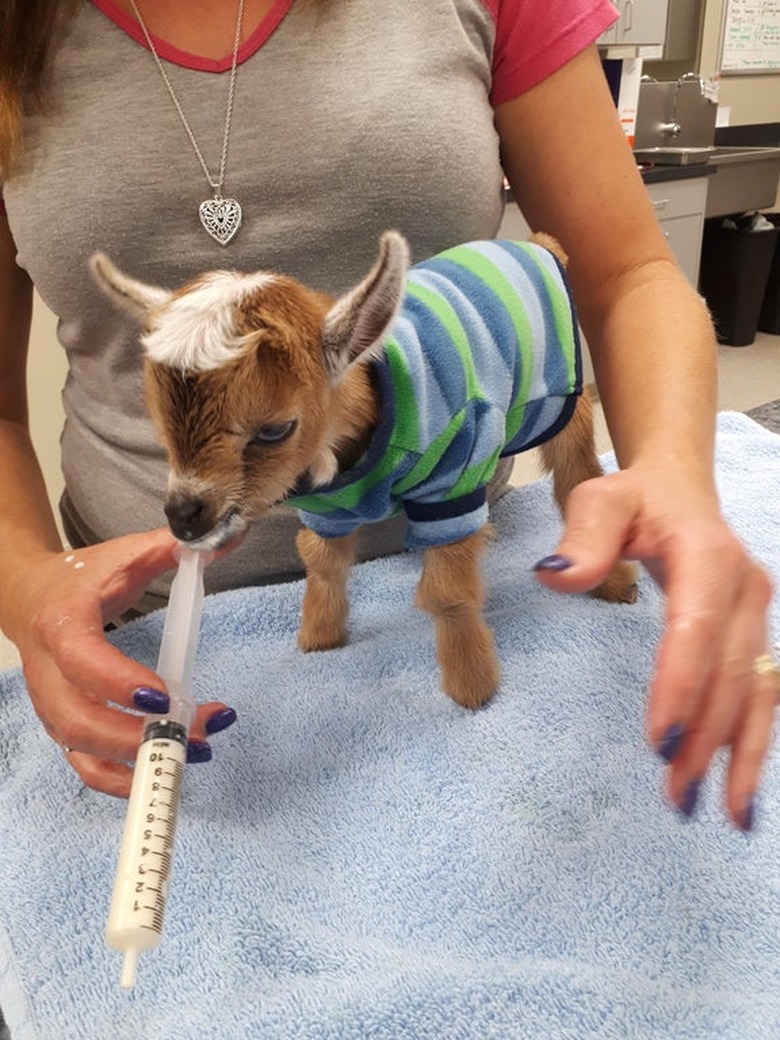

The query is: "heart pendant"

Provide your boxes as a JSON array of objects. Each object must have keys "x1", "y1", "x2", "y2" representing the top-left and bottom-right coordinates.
[{"x1": 199, "y1": 196, "x2": 243, "y2": 246}]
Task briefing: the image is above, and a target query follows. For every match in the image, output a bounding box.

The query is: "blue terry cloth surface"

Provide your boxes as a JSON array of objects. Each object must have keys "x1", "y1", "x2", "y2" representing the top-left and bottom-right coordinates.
[{"x1": 1, "y1": 411, "x2": 779, "y2": 1040}]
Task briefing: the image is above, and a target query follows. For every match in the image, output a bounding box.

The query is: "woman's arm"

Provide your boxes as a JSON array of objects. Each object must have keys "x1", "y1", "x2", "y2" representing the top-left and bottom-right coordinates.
[
  {"x1": 495, "y1": 44, "x2": 775, "y2": 829},
  {"x1": 0, "y1": 212, "x2": 234, "y2": 796},
  {"x1": 495, "y1": 44, "x2": 716, "y2": 474}
]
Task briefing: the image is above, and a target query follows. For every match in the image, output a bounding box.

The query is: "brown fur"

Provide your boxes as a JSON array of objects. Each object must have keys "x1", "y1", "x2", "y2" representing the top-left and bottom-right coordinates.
[
  {"x1": 143, "y1": 276, "x2": 379, "y2": 536},
  {"x1": 94, "y1": 232, "x2": 637, "y2": 709}
]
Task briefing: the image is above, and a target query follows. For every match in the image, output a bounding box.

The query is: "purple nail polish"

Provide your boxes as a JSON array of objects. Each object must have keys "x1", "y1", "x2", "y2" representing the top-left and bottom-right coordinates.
[
  {"x1": 678, "y1": 779, "x2": 701, "y2": 818},
  {"x1": 737, "y1": 795, "x2": 756, "y2": 833},
  {"x1": 133, "y1": 687, "x2": 169, "y2": 713},
  {"x1": 533, "y1": 554, "x2": 573, "y2": 573},
  {"x1": 187, "y1": 740, "x2": 212, "y2": 764},
  {"x1": 657, "y1": 723, "x2": 686, "y2": 764},
  {"x1": 205, "y1": 707, "x2": 238, "y2": 735}
]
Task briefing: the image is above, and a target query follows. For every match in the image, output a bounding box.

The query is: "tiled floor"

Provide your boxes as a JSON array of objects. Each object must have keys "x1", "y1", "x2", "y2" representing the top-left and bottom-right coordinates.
[{"x1": 1, "y1": 332, "x2": 778, "y2": 673}]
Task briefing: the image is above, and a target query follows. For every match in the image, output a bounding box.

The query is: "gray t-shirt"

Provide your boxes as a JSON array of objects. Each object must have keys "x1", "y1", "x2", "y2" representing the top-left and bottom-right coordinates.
[{"x1": 2, "y1": 0, "x2": 614, "y2": 595}]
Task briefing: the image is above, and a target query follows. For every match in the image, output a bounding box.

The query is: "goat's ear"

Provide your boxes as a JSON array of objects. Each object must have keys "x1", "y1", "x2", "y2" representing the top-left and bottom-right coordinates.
[
  {"x1": 321, "y1": 231, "x2": 409, "y2": 381},
  {"x1": 89, "y1": 252, "x2": 172, "y2": 322}
]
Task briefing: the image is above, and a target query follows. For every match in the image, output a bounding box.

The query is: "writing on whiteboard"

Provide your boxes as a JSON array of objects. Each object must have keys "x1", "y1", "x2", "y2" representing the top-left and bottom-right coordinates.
[{"x1": 721, "y1": 0, "x2": 780, "y2": 71}]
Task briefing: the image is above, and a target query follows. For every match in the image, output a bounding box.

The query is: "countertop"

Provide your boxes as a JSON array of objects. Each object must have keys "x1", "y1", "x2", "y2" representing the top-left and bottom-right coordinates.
[
  {"x1": 639, "y1": 163, "x2": 717, "y2": 185},
  {"x1": 502, "y1": 159, "x2": 713, "y2": 204}
]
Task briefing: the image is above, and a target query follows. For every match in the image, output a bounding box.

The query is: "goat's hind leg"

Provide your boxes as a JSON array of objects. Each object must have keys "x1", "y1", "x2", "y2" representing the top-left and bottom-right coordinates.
[
  {"x1": 415, "y1": 528, "x2": 500, "y2": 709},
  {"x1": 296, "y1": 528, "x2": 359, "y2": 651},
  {"x1": 540, "y1": 393, "x2": 637, "y2": 604}
]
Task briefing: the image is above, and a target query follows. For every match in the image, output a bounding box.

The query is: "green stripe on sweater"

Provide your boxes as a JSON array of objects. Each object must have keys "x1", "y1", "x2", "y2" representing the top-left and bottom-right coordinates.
[{"x1": 392, "y1": 410, "x2": 467, "y2": 496}]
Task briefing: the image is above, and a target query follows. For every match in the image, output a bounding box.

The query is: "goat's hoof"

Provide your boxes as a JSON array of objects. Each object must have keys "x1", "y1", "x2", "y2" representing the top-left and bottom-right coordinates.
[
  {"x1": 592, "y1": 560, "x2": 638, "y2": 604},
  {"x1": 441, "y1": 649, "x2": 500, "y2": 710},
  {"x1": 298, "y1": 622, "x2": 347, "y2": 653},
  {"x1": 442, "y1": 667, "x2": 499, "y2": 710}
]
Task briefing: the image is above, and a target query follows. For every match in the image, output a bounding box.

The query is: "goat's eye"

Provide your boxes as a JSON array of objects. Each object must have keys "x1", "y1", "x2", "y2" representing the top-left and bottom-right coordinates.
[{"x1": 248, "y1": 420, "x2": 297, "y2": 446}]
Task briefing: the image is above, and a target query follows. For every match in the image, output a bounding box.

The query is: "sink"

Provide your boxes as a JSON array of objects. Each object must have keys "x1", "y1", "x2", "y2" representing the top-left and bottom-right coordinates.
[
  {"x1": 706, "y1": 145, "x2": 780, "y2": 217},
  {"x1": 634, "y1": 142, "x2": 780, "y2": 216},
  {"x1": 634, "y1": 145, "x2": 780, "y2": 167},
  {"x1": 708, "y1": 145, "x2": 780, "y2": 164},
  {"x1": 634, "y1": 146, "x2": 714, "y2": 166}
]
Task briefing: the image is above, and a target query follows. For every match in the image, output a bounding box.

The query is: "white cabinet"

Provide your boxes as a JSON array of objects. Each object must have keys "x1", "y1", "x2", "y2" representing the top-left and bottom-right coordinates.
[
  {"x1": 645, "y1": 177, "x2": 708, "y2": 286},
  {"x1": 599, "y1": 0, "x2": 670, "y2": 47}
]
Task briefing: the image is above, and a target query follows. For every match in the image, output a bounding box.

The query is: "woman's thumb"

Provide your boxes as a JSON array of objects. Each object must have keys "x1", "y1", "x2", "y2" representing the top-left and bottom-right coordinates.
[{"x1": 532, "y1": 475, "x2": 637, "y2": 595}]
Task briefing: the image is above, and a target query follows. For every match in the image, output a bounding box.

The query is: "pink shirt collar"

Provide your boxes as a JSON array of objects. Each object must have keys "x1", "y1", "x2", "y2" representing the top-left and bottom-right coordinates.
[{"x1": 90, "y1": 0, "x2": 293, "y2": 72}]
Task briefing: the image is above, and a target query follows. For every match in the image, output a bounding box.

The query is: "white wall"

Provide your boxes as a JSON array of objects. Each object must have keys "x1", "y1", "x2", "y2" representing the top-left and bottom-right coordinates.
[{"x1": 28, "y1": 296, "x2": 66, "y2": 537}]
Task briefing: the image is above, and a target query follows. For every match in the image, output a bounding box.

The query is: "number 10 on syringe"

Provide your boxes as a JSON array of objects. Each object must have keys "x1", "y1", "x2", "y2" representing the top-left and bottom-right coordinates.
[{"x1": 105, "y1": 548, "x2": 206, "y2": 988}]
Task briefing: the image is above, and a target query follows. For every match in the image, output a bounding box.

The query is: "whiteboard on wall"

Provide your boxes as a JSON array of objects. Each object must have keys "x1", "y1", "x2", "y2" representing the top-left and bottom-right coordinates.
[{"x1": 719, "y1": 0, "x2": 780, "y2": 73}]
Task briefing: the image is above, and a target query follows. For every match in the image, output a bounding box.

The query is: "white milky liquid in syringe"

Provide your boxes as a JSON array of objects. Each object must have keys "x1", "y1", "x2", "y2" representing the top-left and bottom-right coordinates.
[{"x1": 105, "y1": 719, "x2": 188, "y2": 987}]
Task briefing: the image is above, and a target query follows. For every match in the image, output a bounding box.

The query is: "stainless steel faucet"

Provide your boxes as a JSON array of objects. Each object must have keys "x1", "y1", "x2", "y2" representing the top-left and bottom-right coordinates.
[{"x1": 660, "y1": 73, "x2": 706, "y2": 138}]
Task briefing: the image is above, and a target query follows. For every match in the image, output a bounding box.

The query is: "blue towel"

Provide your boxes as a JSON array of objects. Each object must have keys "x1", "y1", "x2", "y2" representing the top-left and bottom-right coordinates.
[{"x1": 1, "y1": 411, "x2": 778, "y2": 1040}]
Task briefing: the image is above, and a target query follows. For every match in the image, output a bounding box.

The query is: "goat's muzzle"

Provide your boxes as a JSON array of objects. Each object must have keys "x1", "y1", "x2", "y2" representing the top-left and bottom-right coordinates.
[
  {"x1": 164, "y1": 495, "x2": 215, "y2": 542},
  {"x1": 164, "y1": 493, "x2": 246, "y2": 551}
]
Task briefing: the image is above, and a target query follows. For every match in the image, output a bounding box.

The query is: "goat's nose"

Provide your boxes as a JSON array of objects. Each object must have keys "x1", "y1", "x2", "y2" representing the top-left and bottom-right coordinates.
[{"x1": 164, "y1": 496, "x2": 214, "y2": 542}]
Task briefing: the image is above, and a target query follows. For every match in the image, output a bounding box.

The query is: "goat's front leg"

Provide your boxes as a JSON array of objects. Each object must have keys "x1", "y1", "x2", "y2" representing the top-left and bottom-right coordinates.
[
  {"x1": 296, "y1": 528, "x2": 358, "y2": 651},
  {"x1": 415, "y1": 528, "x2": 499, "y2": 709}
]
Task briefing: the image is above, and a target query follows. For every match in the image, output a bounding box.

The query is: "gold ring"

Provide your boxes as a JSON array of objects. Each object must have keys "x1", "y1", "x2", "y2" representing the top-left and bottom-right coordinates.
[
  {"x1": 754, "y1": 653, "x2": 780, "y2": 700},
  {"x1": 754, "y1": 654, "x2": 780, "y2": 678}
]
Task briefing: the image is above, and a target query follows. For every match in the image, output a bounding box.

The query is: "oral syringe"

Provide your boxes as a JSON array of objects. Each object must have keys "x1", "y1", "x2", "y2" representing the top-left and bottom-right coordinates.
[{"x1": 105, "y1": 547, "x2": 206, "y2": 989}]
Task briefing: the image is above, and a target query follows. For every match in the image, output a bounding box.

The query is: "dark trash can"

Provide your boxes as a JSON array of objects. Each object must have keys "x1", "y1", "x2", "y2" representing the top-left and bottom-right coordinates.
[
  {"x1": 758, "y1": 214, "x2": 780, "y2": 335},
  {"x1": 699, "y1": 214, "x2": 780, "y2": 346}
]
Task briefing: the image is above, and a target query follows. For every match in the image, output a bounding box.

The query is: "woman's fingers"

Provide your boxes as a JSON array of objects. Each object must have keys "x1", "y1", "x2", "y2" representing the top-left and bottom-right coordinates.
[
  {"x1": 13, "y1": 531, "x2": 240, "y2": 796},
  {"x1": 644, "y1": 531, "x2": 745, "y2": 756},
  {"x1": 51, "y1": 698, "x2": 237, "y2": 797},
  {"x1": 64, "y1": 750, "x2": 136, "y2": 799},
  {"x1": 532, "y1": 465, "x2": 776, "y2": 828},
  {"x1": 28, "y1": 651, "x2": 149, "y2": 761},
  {"x1": 726, "y1": 664, "x2": 779, "y2": 830},
  {"x1": 660, "y1": 557, "x2": 773, "y2": 819}
]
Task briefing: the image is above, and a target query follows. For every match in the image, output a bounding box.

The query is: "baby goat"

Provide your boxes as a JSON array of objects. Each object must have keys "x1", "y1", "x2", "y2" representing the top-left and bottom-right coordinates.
[{"x1": 91, "y1": 233, "x2": 636, "y2": 708}]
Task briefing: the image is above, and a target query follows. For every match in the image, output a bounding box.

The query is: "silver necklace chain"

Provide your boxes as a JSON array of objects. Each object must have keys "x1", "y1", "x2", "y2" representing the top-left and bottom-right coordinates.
[{"x1": 128, "y1": 0, "x2": 246, "y2": 245}]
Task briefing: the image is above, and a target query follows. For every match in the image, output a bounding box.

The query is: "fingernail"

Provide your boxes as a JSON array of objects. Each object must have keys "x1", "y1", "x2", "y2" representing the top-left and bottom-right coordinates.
[
  {"x1": 657, "y1": 723, "x2": 686, "y2": 763},
  {"x1": 187, "y1": 740, "x2": 212, "y2": 764},
  {"x1": 737, "y1": 795, "x2": 756, "y2": 833},
  {"x1": 205, "y1": 707, "x2": 238, "y2": 735},
  {"x1": 678, "y1": 779, "x2": 701, "y2": 818},
  {"x1": 533, "y1": 554, "x2": 574, "y2": 573},
  {"x1": 133, "y1": 686, "x2": 169, "y2": 713}
]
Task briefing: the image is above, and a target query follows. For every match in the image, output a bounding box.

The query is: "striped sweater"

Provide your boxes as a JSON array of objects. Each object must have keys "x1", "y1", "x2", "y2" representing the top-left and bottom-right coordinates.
[{"x1": 288, "y1": 240, "x2": 582, "y2": 549}]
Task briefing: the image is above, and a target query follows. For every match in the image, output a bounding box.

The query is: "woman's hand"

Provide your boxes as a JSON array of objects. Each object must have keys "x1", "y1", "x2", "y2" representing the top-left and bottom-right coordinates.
[
  {"x1": 534, "y1": 463, "x2": 776, "y2": 831},
  {"x1": 5, "y1": 527, "x2": 236, "y2": 798}
]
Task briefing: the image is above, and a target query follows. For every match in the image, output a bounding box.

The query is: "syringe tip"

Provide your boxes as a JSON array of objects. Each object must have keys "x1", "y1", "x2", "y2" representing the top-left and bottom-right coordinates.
[{"x1": 120, "y1": 948, "x2": 139, "y2": 989}]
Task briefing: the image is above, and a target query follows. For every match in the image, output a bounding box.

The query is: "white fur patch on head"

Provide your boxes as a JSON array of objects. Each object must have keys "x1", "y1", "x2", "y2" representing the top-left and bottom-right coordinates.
[{"x1": 142, "y1": 271, "x2": 276, "y2": 371}]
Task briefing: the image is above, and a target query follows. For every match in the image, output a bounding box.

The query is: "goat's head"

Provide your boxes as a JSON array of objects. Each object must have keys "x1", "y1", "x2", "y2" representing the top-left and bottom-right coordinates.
[{"x1": 90, "y1": 232, "x2": 409, "y2": 550}]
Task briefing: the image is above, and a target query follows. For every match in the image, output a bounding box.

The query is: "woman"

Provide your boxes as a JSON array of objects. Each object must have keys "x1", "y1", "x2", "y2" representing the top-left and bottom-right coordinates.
[{"x1": 0, "y1": 0, "x2": 775, "y2": 825}]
